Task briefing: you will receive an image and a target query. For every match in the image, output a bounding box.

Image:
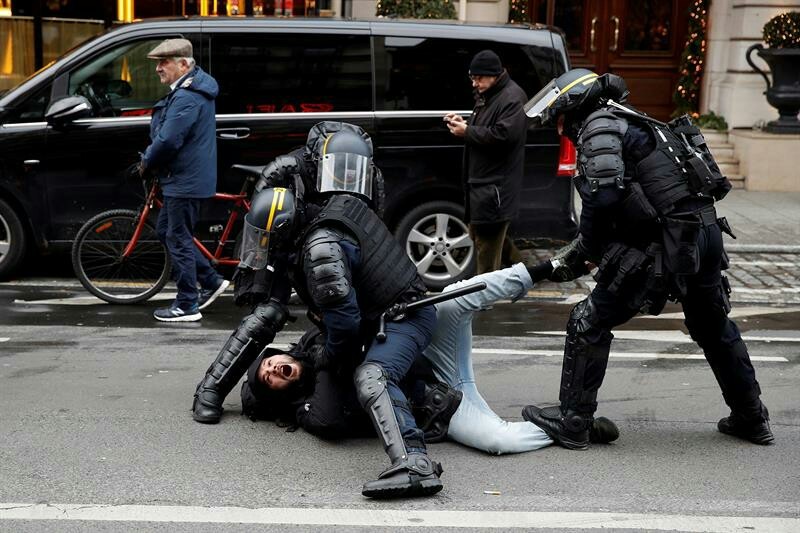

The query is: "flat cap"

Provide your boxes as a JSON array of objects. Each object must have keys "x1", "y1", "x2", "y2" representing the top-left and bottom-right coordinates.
[{"x1": 147, "y1": 38, "x2": 193, "y2": 59}]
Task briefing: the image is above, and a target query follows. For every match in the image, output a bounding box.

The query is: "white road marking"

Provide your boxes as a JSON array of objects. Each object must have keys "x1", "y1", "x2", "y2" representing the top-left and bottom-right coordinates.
[
  {"x1": 734, "y1": 287, "x2": 800, "y2": 294},
  {"x1": 14, "y1": 293, "x2": 178, "y2": 305},
  {"x1": 0, "y1": 338, "x2": 8, "y2": 342},
  {"x1": 0, "y1": 503, "x2": 796, "y2": 532},
  {"x1": 528, "y1": 330, "x2": 800, "y2": 343},
  {"x1": 471, "y1": 348, "x2": 788, "y2": 363},
  {"x1": 639, "y1": 306, "x2": 800, "y2": 319},
  {"x1": 732, "y1": 261, "x2": 795, "y2": 267}
]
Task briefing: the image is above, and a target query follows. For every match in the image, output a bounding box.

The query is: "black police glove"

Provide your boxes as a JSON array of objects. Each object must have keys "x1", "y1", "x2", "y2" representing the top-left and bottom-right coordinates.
[{"x1": 548, "y1": 237, "x2": 590, "y2": 282}]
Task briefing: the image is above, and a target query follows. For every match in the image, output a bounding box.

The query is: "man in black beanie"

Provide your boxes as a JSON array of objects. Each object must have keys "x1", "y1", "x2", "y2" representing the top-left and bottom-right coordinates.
[{"x1": 444, "y1": 49, "x2": 527, "y2": 274}]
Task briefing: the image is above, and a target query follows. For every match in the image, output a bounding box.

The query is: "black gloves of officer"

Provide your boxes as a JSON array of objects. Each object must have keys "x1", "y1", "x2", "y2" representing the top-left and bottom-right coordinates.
[
  {"x1": 526, "y1": 260, "x2": 554, "y2": 284},
  {"x1": 548, "y1": 237, "x2": 591, "y2": 282}
]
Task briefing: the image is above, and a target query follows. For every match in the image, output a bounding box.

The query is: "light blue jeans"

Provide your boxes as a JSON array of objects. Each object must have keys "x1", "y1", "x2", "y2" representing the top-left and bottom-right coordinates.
[{"x1": 423, "y1": 263, "x2": 553, "y2": 454}]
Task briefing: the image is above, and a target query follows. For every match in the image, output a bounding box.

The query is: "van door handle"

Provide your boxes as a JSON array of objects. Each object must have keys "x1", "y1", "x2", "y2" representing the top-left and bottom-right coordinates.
[{"x1": 216, "y1": 127, "x2": 251, "y2": 140}]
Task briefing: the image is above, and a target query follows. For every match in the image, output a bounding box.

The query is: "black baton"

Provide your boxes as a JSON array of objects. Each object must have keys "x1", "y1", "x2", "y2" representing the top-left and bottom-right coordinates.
[{"x1": 376, "y1": 281, "x2": 487, "y2": 343}]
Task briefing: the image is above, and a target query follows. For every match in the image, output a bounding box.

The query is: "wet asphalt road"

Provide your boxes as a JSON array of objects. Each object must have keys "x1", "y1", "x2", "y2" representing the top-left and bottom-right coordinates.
[{"x1": 0, "y1": 278, "x2": 798, "y2": 531}]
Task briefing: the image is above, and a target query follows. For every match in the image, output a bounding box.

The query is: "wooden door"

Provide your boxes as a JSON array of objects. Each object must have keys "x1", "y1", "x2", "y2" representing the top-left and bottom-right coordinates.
[{"x1": 530, "y1": 0, "x2": 690, "y2": 121}]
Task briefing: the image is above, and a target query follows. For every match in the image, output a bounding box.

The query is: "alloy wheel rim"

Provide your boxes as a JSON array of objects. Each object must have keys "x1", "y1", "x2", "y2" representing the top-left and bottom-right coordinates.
[
  {"x1": 0, "y1": 214, "x2": 10, "y2": 265},
  {"x1": 405, "y1": 213, "x2": 473, "y2": 283}
]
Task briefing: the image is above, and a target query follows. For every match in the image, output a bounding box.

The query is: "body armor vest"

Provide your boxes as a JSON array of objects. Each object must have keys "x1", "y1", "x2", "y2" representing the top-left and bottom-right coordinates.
[
  {"x1": 634, "y1": 120, "x2": 702, "y2": 216},
  {"x1": 298, "y1": 195, "x2": 424, "y2": 320},
  {"x1": 622, "y1": 110, "x2": 729, "y2": 217}
]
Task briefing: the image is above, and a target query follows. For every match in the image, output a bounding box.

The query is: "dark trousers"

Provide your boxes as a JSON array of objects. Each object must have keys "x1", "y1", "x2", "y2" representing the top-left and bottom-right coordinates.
[
  {"x1": 156, "y1": 196, "x2": 219, "y2": 308},
  {"x1": 572, "y1": 224, "x2": 761, "y2": 414},
  {"x1": 364, "y1": 305, "x2": 436, "y2": 451},
  {"x1": 470, "y1": 222, "x2": 522, "y2": 274}
]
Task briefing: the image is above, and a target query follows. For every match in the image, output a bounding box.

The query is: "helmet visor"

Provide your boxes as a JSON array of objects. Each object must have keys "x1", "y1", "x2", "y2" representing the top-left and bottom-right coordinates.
[
  {"x1": 239, "y1": 218, "x2": 272, "y2": 270},
  {"x1": 317, "y1": 153, "x2": 372, "y2": 199},
  {"x1": 524, "y1": 80, "x2": 560, "y2": 120}
]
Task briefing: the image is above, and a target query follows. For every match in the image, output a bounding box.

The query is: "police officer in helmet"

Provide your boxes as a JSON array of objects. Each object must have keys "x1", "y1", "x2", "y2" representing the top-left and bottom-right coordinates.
[
  {"x1": 192, "y1": 122, "x2": 444, "y2": 498},
  {"x1": 520, "y1": 69, "x2": 774, "y2": 449},
  {"x1": 250, "y1": 121, "x2": 384, "y2": 216}
]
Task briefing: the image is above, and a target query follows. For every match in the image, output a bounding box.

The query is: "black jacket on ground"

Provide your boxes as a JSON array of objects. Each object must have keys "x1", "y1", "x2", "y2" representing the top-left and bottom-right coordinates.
[{"x1": 463, "y1": 70, "x2": 528, "y2": 225}]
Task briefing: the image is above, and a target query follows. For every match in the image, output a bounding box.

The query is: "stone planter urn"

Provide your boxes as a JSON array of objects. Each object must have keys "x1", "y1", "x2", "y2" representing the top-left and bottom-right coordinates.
[
  {"x1": 745, "y1": 12, "x2": 800, "y2": 134},
  {"x1": 746, "y1": 45, "x2": 800, "y2": 133}
]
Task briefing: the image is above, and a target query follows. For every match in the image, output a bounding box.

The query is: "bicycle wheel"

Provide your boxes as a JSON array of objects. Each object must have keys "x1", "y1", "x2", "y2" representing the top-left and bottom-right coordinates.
[{"x1": 72, "y1": 209, "x2": 172, "y2": 304}]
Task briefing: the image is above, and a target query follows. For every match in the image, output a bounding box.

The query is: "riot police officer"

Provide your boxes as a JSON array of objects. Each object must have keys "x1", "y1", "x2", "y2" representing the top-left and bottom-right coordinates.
[
  {"x1": 521, "y1": 69, "x2": 774, "y2": 450},
  {"x1": 192, "y1": 123, "x2": 444, "y2": 498}
]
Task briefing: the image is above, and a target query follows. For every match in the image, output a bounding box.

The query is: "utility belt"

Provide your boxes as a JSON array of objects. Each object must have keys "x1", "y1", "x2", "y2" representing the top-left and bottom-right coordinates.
[
  {"x1": 595, "y1": 242, "x2": 668, "y2": 315},
  {"x1": 596, "y1": 205, "x2": 737, "y2": 314}
]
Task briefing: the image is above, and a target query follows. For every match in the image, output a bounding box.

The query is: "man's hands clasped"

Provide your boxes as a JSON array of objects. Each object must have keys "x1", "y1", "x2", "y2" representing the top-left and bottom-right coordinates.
[{"x1": 443, "y1": 113, "x2": 467, "y2": 137}]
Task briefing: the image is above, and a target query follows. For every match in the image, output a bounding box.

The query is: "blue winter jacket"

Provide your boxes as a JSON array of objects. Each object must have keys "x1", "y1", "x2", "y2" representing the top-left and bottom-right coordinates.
[{"x1": 142, "y1": 67, "x2": 219, "y2": 198}]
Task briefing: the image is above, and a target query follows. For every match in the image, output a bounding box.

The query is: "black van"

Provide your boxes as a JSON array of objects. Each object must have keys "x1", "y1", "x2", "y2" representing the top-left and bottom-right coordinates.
[{"x1": 0, "y1": 17, "x2": 577, "y2": 289}]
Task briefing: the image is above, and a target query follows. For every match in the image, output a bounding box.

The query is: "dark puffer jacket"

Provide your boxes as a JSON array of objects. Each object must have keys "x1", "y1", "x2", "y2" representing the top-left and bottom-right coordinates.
[
  {"x1": 143, "y1": 66, "x2": 219, "y2": 198},
  {"x1": 463, "y1": 70, "x2": 528, "y2": 225}
]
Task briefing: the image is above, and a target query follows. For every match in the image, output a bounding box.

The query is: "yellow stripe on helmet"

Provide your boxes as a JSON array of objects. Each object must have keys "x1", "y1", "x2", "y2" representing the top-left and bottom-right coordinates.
[
  {"x1": 265, "y1": 187, "x2": 287, "y2": 232},
  {"x1": 322, "y1": 134, "x2": 334, "y2": 157},
  {"x1": 545, "y1": 72, "x2": 599, "y2": 110}
]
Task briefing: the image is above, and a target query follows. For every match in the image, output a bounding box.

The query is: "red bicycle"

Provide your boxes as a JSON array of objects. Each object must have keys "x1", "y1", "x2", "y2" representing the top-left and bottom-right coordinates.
[{"x1": 71, "y1": 165, "x2": 261, "y2": 304}]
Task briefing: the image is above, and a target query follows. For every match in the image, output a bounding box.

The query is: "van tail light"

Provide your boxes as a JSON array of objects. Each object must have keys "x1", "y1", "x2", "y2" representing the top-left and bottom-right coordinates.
[{"x1": 557, "y1": 136, "x2": 577, "y2": 177}]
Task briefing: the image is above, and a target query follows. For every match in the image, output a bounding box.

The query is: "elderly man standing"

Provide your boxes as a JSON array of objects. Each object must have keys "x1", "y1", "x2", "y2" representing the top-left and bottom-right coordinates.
[
  {"x1": 444, "y1": 49, "x2": 528, "y2": 274},
  {"x1": 140, "y1": 38, "x2": 228, "y2": 322}
]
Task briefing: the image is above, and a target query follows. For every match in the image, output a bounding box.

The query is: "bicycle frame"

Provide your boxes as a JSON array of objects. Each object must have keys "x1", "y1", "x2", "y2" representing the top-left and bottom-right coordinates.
[{"x1": 122, "y1": 179, "x2": 251, "y2": 266}]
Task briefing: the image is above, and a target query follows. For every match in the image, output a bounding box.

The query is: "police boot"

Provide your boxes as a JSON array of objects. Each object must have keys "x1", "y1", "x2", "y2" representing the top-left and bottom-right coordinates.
[
  {"x1": 192, "y1": 300, "x2": 288, "y2": 423},
  {"x1": 356, "y1": 363, "x2": 443, "y2": 499},
  {"x1": 522, "y1": 405, "x2": 619, "y2": 444},
  {"x1": 192, "y1": 332, "x2": 262, "y2": 424},
  {"x1": 521, "y1": 405, "x2": 592, "y2": 450},
  {"x1": 718, "y1": 402, "x2": 774, "y2": 445}
]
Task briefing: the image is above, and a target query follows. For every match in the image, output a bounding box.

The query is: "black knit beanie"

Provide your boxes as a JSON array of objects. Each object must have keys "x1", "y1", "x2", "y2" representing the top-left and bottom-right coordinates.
[{"x1": 469, "y1": 50, "x2": 503, "y2": 76}]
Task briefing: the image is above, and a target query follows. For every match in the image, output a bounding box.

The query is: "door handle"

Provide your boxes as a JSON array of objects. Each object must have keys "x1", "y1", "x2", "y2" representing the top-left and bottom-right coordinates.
[
  {"x1": 610, "y1": 16, "x2": 620, "y2": 52},
  {"x1": 590, "y1": 17, "x2": 598, "y2": 52},
  {"x1": 23, "y1": 160, "x2": 40, "y2": 165},
  {"x1": 216, "y1": 127, "x2": 251, "y2": 140}
]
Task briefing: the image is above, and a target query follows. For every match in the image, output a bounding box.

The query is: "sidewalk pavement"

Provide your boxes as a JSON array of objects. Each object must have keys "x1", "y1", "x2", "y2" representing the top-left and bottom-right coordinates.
[
  {"x1": 523, "y1": 190, "x2": 800, "y2": 305},
  {"x1": 716, "y1": 190, "x2": 800, "y2": 251}
]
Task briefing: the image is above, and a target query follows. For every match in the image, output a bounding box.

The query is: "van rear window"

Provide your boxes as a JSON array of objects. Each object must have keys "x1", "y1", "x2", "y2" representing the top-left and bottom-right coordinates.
[{"x1": 374, "y1": 37, "x2": 561, "y2": 111}]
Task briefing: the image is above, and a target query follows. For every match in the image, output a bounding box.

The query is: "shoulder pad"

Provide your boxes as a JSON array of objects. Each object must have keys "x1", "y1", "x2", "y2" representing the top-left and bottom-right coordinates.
[
  {"x1": 303, "y1": 229, "x2": 352, "y2": 306},
  {"x1": 578, "y1": 111, "x2": 627, "y2": 192},
  {"x1": 580, "y1": 110, "x2": 628, "y2": 139}
]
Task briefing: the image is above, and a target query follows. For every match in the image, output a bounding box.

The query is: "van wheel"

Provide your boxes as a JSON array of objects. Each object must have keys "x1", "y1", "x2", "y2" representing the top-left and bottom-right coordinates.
[
  {"x1": 394, "y1": 201, "x2": 475, "y2": 291},
  {"x1": 0, "y1": 199, "x2": 27, "y2": 280}
]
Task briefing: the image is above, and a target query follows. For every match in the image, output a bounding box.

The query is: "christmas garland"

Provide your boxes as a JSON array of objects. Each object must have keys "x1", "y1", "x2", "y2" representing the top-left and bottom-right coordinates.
[
  {"x1": 508, "y1": 0, "x2": 527, "y2": 24},
  {"x1": 673, "y1": 0, "x2": 709, "y2": 116}
]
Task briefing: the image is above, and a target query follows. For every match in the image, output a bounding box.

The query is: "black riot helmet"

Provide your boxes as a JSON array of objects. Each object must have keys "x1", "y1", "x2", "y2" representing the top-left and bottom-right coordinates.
[
  {"x1": 524, "y1": 68, "x2": 601, "y2": 127},
  {"x1": 316, "y1": 129, "x2": 374, "y2": 200},
  {"x1": 308, "y1": 125, "x2": 374, "y2": 201},
  {"x1": 239, "y1": 187, "x2": 298, "y2": 270},
  {"x1": 525, "y1": 69, "x2": 631, "y2": 128}
]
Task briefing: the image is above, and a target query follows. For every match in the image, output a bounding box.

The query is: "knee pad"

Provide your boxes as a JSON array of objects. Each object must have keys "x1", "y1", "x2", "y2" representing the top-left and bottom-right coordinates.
[
  {"x1": 567, "y1": 297, "x2": 612, "y2": 347},
  {"x1": 355, "y1": 362, "x2": 387, "y2": 409},
  {"x1": 413, "y1": 382, "x2": 462, "y2": 444},
  {"x1": 240, "y1": 299, "x2": 288, "y2": 342}
]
